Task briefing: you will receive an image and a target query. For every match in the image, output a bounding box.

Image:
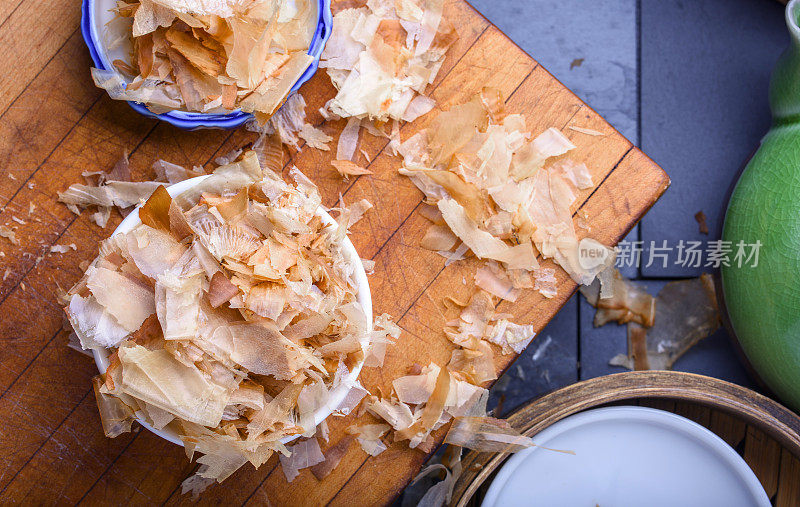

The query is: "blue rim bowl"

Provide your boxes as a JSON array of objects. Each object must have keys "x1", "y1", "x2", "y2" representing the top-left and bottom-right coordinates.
[{"x1": 81, "y1": 0, "x2": 332, "y2": 130}]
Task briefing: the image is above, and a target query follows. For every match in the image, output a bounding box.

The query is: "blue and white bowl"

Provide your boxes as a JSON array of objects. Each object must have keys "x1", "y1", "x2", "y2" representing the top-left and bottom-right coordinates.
[{"x1": 81, "y1": 0, "x2": 332, "y2": 130}]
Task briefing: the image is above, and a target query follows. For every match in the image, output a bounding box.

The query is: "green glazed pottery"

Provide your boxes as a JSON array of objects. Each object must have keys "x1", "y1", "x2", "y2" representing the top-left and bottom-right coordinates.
[{"x1": 722, "y1": 0, "x2": 800, "y2": 412}]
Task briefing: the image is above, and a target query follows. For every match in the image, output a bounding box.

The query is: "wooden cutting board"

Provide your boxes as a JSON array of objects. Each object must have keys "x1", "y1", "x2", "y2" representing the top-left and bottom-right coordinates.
[{"x1": 0, "y1": 0, "x2": 669, "y2": 504}]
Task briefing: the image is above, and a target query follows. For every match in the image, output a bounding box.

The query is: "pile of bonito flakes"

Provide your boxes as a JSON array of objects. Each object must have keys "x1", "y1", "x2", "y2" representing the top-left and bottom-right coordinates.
[
  {"x1": 66, "y1": 141, "x2": 397, "y2": 489},
  {"x1": 57, "y1": 0, "x2": 625, "y2": 503}
]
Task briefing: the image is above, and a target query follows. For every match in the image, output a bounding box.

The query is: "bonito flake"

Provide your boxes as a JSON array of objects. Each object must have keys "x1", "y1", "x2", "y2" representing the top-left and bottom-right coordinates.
[
  {"x1": 320, "y1": 0, "x2": 456, "y2": 123},
  {"x1": 93, "y1": 0, "x2": 317, "y2": 120},
  {"x1": 64, "y1": 146, "x2": 376, "y2": 492}
]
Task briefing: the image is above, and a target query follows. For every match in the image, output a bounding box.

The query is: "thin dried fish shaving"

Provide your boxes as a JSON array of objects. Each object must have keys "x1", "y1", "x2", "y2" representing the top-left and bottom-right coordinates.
[
  {"x1": 153, "y1": 159, "x2": 205, "y2": 184},
  {"x1": 58, "y1": 161, "x2": 176, "y2": 228},
  {"x1": 366, "y1": 396, "x2": 416, "y2": 431},
  {"x1": 441, "y1": 287, "x2": 536, "y2": 356},
  {"x1": 246, "y1": 381, "x2": 304, "y2": 441},
  {"x1": 86, "y1": 266, "x2": 156, "y2": 332},
  {"x1": 533, "y1": 267, "x2": 558, "y2": 298},
  {"x1": 474, "y1": 261, "x2": 519, "y2": 302},
  {"x1": 487, "y1": 318, "x2": 536, "y2": 355},
  {"x1": 364, "y1": 313, "x2": 401, "y2": 367},
  {"x1": 249, "y1": 93, "x2": 309, "y2": 150},
  {"x1": 448, "y1": 341, "x2": 497, "y2": 385},
  {"x1": 66, "y1": 295, "x2": 132, "y2": 349},
  {"x1": 92, "y1": 375, "x2": 136, "y2": 437},
  {"x1": 437, "y1": 198, "x2": 535, "y2": 269},
  {"x1": 337, "y1": 117, "x2": 362, "y2": 161},
  {"x1": 392, "y1": 363, "x2": 439, "y2": 404},
  {"x1": 117, "y1": 344, "x2": 231, "y2": 427},
  {"x1": 580, "y1": 268, "x2": 656, "y2": 327},
  {"x1": 610, "y1": 274, "x2": 720, "y2": 371},
  {"x1": 310, "y1": 434, "x2": 356, "y2": 480},
  {"x1": 568, "y1": 125, "x2": 604, "y2": 136},
  {"x1": 346, "y1": 423, "x2": 390, "y2": 456},
  {"x1": 335, "y1": 379, "x2": 369, "y2": 416},
  {"x1": 333, "y1": 195, "x2": 374, "y2": 229},
  {"x1": 443, "y1": 416, "x2": 534, "y2": 453},
  {"x1": 420, "y1": 223, "x2": 457, "y2": 251},
  {"x1": 0, "y1": 225, "x2": 19, "y2": 245},
  {"x1": 279, "y1": 437, "x2": 325, "y2": 482},
  {"x1": 331, "y1": 159, "x2": 374, "y2": 179},
  {"x1": 445, "y1": 381, "x2": 488, "y2": 419},
  {"x1": 395, "y1": 362, "x2": 450, "y2": 447},
  {"x1": 299, "y1": 123, "x2": 333, "y2": 151},
  {"x1": 412, "y1": 446, "x2": 462, "y2": 507}
]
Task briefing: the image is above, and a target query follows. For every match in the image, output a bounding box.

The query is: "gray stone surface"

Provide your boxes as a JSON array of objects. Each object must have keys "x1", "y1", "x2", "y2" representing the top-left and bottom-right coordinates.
[
  {"x1": 639, "y1": 0, "x2": 787, "y2": 277},
  {"x1": 579, "y1": 295, "x2": 629, "y2": 380},
  {"x1": 469, "y1": 0, "x2": 638, "y2": 141}
]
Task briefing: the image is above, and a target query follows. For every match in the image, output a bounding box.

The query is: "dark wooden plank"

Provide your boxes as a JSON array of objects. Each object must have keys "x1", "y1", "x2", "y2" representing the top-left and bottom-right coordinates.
[
  {"x1": 776, "y1": 448, "x2": 800, "y2": 507},
  {"x1": 743, "y1": 425, "x2": 782, "y2": 497},
  {"x1": 708, "y1": 409, "x2": 747, "y2": 450}
]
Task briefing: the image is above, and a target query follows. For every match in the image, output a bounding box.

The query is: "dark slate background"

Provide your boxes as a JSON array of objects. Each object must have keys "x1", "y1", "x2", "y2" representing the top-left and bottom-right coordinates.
[{"x1": 467, "y1": 0, "x2": 789, "y2": 415}]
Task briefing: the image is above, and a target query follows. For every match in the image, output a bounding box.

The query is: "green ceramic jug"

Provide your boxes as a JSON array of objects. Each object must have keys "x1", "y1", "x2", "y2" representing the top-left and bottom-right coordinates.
[{"x1": 722, "y1": 0, "x2": 800, "y2": 412}]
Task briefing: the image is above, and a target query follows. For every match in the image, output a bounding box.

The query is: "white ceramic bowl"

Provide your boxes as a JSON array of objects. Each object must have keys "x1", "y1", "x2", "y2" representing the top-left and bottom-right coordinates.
[
  {"x1": 481, "y1": 406, "x2": 770, "y2": 507},
  {"x1": 92, "y1": 175, "x2": 373, "y2": 445}
]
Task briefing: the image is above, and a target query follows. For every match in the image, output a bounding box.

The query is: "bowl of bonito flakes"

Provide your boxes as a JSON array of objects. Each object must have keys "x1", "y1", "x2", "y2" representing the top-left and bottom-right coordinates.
[{"x1": 81, "y1": 0, "x2": 332, "y2": 128}]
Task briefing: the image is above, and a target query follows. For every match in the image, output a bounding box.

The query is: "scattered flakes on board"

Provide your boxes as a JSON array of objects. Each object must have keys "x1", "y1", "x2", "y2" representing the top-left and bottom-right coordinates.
[
  {"x1": 318, "y1": 0, "x2": 458, "y2": 164},
  {"x1": 395, "y1": 87, "x2": 616, "y2": 295},
  {"x1": 362, "y1": 88, "x2": 620, "y2": 504}
]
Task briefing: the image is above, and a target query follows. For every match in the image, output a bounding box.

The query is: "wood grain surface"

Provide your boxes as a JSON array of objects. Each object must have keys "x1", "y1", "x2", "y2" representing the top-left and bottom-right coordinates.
[
  {"x1": 451, "y1": 371, "x2": 800, "y2": 507},
  {"x1": 0, "y1": 0, "x2": 669, "y2": 505}
]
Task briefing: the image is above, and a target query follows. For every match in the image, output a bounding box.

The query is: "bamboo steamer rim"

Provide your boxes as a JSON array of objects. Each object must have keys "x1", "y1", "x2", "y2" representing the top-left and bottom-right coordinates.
[{"x1": 450, "y1": 370, "x2": 800, "y2": 507}]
